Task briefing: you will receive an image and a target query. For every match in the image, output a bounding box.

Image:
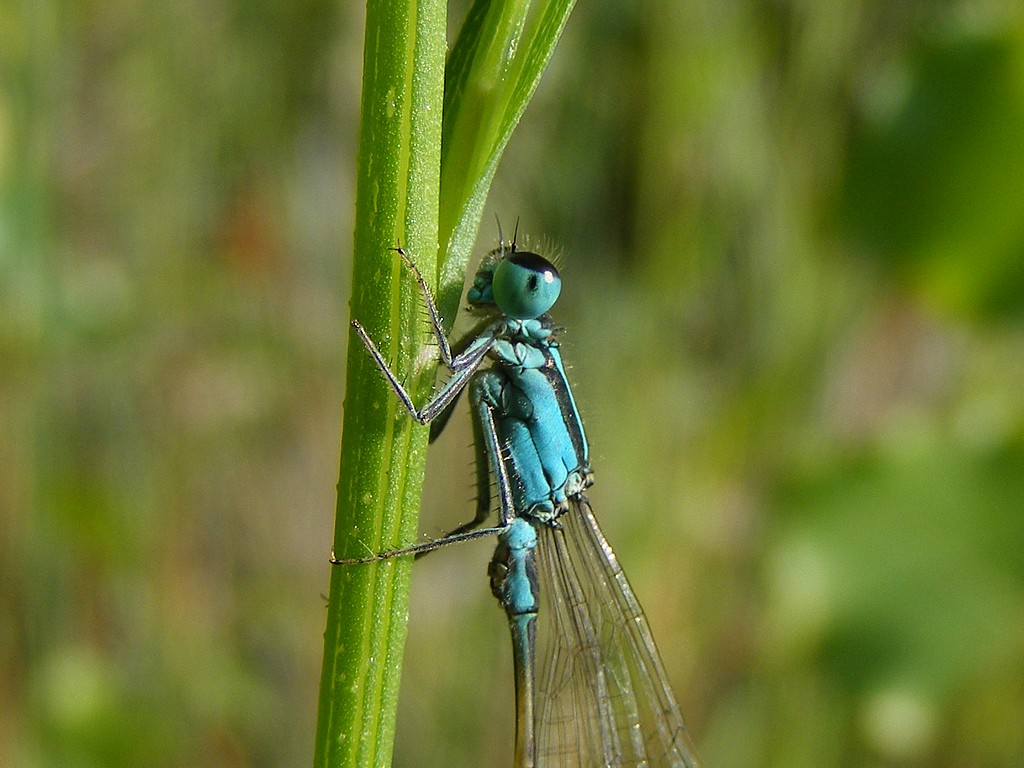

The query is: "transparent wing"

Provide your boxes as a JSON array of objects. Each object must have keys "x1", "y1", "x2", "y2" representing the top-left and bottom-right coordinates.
[{"x1": 534, "y1": 496, "x2": 702, "y2": 768}]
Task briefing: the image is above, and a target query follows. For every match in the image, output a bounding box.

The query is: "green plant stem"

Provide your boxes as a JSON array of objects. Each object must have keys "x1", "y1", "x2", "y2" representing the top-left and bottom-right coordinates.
[{"x1": 312, "y1": 0, "x2": 445, "y2": 766}]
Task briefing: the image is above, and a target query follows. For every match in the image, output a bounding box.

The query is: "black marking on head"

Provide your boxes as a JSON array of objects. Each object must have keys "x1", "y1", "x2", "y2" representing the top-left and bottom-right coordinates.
[{"x1": 509, "y1": 251, "x2": 558, "y2": 277}]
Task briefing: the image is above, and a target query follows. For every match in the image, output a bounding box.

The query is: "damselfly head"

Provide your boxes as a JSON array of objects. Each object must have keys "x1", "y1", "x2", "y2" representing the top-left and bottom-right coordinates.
[
  {"x1": 467, "y1": 226, "x2": 562, "y2": 319},
  {"x1": 492, "y1": 251, "x2": 561, "y2": 320}
]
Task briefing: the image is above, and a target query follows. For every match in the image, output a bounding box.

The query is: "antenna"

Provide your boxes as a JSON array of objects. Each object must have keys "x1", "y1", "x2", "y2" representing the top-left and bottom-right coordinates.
[{"x1": 495, "y1": 215, "x2": 506, "y2": 255}]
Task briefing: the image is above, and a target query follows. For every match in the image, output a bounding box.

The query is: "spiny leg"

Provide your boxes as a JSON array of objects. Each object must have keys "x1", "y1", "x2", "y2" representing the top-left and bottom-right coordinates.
[
  {"x1": 343, "y1": 248, "x2": 506, "y2": 556},
  {"x1": 330, "y1": 524, "x2": 503, "y2": 565},
  {"x1": 349, "y1": 318, "x2": 496, "y2": 424},
  {"x1": 334, "y1": 382, "x2": 510, "y2": 564},
  {"x1": 348, "y1": 244, "x2": 498, "y2": 423},
  {"x1": 414, "y1": 379, "x2": 507, "y2": 560},
  {"x1": 440, "y1": 372, "x2": 518, "y2": 534},
  {"x1": 420, "y1": 405, "x2": 496, "y2": 554},
  {"x1": 390, "y1": 246, "x2": 454, "y2": 366}
]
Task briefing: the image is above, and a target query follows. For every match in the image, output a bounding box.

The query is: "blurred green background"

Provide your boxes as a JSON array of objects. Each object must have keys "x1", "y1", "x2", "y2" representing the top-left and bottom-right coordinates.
[{"x1": 4, "y1": 1, "x2": 1024, "y2": 767}]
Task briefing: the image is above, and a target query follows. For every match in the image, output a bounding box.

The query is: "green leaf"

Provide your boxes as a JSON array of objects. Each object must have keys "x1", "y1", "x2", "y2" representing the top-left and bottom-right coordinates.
[{"x1": 437, "y1": 0, "x2": 578, "y2": 324}]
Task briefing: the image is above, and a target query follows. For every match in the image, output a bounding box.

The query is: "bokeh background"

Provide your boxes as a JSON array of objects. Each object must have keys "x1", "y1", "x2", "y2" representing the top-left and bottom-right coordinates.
[{"x1": 4, "y1": 1, "x2": 1024, "y2": 766}]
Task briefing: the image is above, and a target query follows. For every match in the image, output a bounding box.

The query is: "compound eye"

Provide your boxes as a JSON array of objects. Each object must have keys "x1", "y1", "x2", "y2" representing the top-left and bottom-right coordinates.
[{"x1": 491, "y1": 252, "x2": 561, "y2": 319}]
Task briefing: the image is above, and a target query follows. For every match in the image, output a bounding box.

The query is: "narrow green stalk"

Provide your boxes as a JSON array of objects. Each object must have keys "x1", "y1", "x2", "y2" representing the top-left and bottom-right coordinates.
[
  {"x1": 313, "y1": 1, "x2": 445, "y2": 766},
  {"x1": 315, "y1": 1, "x2": 577, "y2": 766}
]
